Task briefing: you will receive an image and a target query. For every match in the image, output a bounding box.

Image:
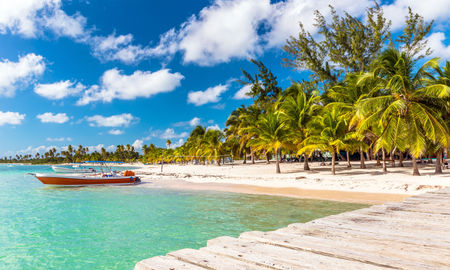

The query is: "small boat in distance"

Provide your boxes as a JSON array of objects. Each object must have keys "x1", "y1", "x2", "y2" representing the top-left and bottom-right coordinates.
[
  {"x1": 32, "y1": 161, "x2": 140, "y2": 186},
  {"x1": 52, "y1": 164, "x2": 96, "y2": 173}
]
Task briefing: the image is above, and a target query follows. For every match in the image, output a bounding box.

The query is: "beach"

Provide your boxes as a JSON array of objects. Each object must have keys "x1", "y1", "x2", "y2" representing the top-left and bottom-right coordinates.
[{"x1": 133, "y1": 160, "x2": 449, "y2": 204}]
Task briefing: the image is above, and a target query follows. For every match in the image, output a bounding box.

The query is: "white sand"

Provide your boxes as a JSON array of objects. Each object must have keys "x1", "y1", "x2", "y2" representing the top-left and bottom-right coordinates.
[{"x1": 133, "y1": 160, "x2": 449, "y2": 196}]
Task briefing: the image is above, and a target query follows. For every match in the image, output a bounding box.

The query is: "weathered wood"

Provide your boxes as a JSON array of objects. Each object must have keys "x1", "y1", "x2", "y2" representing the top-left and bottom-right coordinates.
[
  {"x1": 135, "y1": 256, "x2": 206, "y2": 270},
  {"x1": 206, "y1": 236, "x2": 387, "y2": 270},
  {"x1": 167, "y1": 248, "x2": 266, "y2": 270},
  {"x1": 135, "y1": 188, "x2": 450, "y2": 270}
]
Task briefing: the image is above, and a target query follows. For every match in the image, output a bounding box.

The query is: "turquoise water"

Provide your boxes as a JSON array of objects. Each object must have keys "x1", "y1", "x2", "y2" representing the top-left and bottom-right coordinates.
[{"x1": 0, "y1": 165, "x2": 367, "y2": 269}]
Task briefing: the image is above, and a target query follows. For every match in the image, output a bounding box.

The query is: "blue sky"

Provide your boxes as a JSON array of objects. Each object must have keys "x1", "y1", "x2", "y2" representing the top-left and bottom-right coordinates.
[{"x1": 0, "y1": 0, "x2": 449, "y2": 156}]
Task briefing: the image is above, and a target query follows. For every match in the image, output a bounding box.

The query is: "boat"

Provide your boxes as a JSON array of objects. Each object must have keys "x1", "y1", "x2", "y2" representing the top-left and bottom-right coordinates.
[
  {"x1": 31, "y1": 161, "x2": 140, "y2": 186},
  {"x1": 52, "y1": 165, "x2": 96, "y2": 173}
]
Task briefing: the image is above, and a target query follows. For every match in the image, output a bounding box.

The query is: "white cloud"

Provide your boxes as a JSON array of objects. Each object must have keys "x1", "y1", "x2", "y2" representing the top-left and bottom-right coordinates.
[
  {"x1": 206, "y1": 124, "x2": 221, "y2": 131},
  {"x1": 86, "y1": 113, "x2": 136, "y2": 127},
  {"x1": 173, "y1": 117, "x2": 201, "y2": 127},
  {"x1": 36, "y1": 112, "x2": 69, "y2": 123},
  {"x1": 90, "y1": 33, "x2": 153, "y2": 64},
  {"x1": 108, "y1": 129, "x2": 124, "y2": 135},
  {"x1": 34, "y1": 80, "x2": 85, "y2": 100},
  {"x1": 43, "y1": 9, "x2": 87, "y2": 39},
  {"x1": 132, "y1": 139, "x2": 143, "y2": 150},
  {"x1": 188, "y1": 84, "x2": 228, "y2": 106},
  {"x1": 0, "y1": 111, "x2": 25, "y2": 126},
  {"x1": 381, "y1": 0, "x2": 450, "y2": 30},
  {"x1": 169, "y1": 138, "x2": 185, "y2": 149},
  {"x1": 150, "y1": 128, "x2": 189, "y2": 140},
  {"x1": 46, "y1": 137, "x2": 72, "y2": 142},
  {"x1": 0, "y1": 53, "x2": 46, "y2": 97},
  {"x1": 154, "y1": 0, "x2": 271, "y2": 66},
  {"x1": 427, "y1": 32, "x2": 450, "y2": 58},
  {"x1": 233, "y1": 84, "x2": 252, "y2": 100},
  {"x1": 17, "y1": 145, "x2": 58, "y2": 155},
  {"x1": 77, "y1": 68, "x2": 184, "y2": 105}
]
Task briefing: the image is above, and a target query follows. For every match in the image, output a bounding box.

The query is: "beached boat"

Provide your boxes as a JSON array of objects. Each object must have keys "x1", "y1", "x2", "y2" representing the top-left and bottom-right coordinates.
[
  {"x1": 32, "y1": 161, "x2": 140, "y2": 186},
  {"x1": 33, "y1": 173, "x2": 140, "y2": 186},
  {"x1": 52, "y1": 165, "x2": 96, "y2": 173}
]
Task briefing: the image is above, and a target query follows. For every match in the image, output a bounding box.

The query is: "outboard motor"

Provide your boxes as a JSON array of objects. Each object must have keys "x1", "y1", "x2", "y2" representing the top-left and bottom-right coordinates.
[{"x1": 134, "y1": 177, "x2": 141, "y2": 183}]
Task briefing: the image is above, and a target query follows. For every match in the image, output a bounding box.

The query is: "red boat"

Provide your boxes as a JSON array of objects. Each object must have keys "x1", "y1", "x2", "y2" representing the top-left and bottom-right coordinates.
[
  {"x1": 31, "y1": 161, "x2": 141, "y2": 186},
  {"x1": 33, "y1": 173, "x2": 139, "y2": 186}
]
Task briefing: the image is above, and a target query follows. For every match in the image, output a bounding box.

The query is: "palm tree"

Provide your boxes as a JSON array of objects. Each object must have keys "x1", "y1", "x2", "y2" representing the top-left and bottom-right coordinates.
[
  {"x1": 247, "y1": 110, "x2": 290, "y2": 173},
  {"x1": 202, "y1": 129, "x2": 225, "y2": 165},
  {"x1": 357, "y1": 48, "x2": 449, "y2": 175},
  {"x1": 278, "y1": 84, "x2": 320, "y2": 170},
  {"x1": 166, "y1": 140, "x2": 172, "y2": 149},
  {"x1": 237, "y1": 105, "x2": 262, "y2": 164},
  {"x1": 300, "y1": 107, "x2": 348, "y2": 175}
]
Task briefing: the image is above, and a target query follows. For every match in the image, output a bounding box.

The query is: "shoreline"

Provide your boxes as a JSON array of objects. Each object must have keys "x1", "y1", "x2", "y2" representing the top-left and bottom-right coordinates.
[
  {"x1": 141, "y1": 178, "x2": 410, "y2": 204},
  {"x1": 133, "y1": 160, "x2": 449, "y2": 204}
]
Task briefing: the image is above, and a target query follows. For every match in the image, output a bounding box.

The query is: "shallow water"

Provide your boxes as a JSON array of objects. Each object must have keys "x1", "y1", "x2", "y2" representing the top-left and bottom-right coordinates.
[{"x1": 0, "y1": 165, "x2": 368, "y2": 269}]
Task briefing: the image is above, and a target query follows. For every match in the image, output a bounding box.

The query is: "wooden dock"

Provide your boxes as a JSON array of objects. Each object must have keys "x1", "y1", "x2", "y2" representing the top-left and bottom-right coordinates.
[{"x1": 135, "y1": 189, "x2": 450, "y2": 270}]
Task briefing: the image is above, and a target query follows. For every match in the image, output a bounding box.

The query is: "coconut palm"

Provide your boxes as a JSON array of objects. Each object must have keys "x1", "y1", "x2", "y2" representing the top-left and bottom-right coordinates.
[
  {"x1": 278, "y1": 84, "x2": 320, "y2": 170},
  {"x1": 356, "y1": 48, "x2": 449, "y2": 175},
  {"x1": 202, "y1": 129, "x2": 225, "y2": 165},
  {"x1": 247, "y1": 110, "x2": 290, "y2": 173},
  {"x1": 299, "y1": 107, "x2": 348, "y2": 175},
  {"x1": 237, "y1": 105, "x2": 262, "y2": 164}
]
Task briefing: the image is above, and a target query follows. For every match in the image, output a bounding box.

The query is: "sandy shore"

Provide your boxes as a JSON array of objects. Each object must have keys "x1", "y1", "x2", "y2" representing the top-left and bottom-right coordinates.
[{"x1": 132, "y1": 160, "x2": 449, "y2": 204}]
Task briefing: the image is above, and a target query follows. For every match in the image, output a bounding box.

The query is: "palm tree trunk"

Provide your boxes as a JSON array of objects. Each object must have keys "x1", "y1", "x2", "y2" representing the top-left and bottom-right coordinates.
[
  {"x1": 251, "y1": 147, "x2": 255, "y2": 164},
  {"x1": 412, "y1": 156, "x2": 420, "y2": 176},
  {"x1": 435, "y1": 148, "x2": 443, "y2": 174},
  {"x1": 303, "y1": 154, "x2": 310, "y2": 170},
  {"x1": 376, "y1": 150, "x2": 381, "y2": 166},
  {"x1": 266, "y1": 151, "x2": 270, "y2": 164},
  {"x1": 399, "y1": 151, "x2": 404, "y2": 167},
  {"x1": 427, "y1": 154, "x2": 433, "y2": 164},
  {"x1": 359, "y1": 147, "x2": 366, "y2": 169},
  {"x1": 346, "y1": 151, "x2": 351, "y2": 168},
  {"x1": 367, "y1": 148, "x2": 371, "y2": 161},
  {"x1": 331, "y1": 148, "x2": 336, "y2": 175},
  {"x1": 243, "y1": 148, "x2": 247, "y2": 164},
  {"x1": 216, "y1": 158, "x2": 221, "y2": 166},
  {"x1": 276, "y1": 149, "x2": 281, "y2": 174},
  {"x1": 382, "y1": 148, "x2": 387, "y2": 172},
  {"x1": 390, "y1": 150, "x2": 395, "y2": 167}
]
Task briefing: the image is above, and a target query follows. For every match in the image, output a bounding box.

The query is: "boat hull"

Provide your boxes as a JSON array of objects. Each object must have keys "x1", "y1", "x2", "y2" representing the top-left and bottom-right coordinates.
[{"x1": 34, "y1": 174, "x2": 138, "y2": 186}]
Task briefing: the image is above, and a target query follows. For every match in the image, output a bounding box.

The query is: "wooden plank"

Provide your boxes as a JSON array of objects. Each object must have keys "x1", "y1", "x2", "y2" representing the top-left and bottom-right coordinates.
[
  {"x1": 240, "y1": 231, "x2": 442, "y2": 270},
  {"x1": 135, "y1": 256, "x2": 206, "y2": 270},
  {"x1": 282, "y1": 222, "x2": 450, "y2": 249},
  {"x1": 167, "y1": 248, "x2": 266, "y2": 270},
  {"x1": 205, "y1": 236, "x2": 388, "y2": 270},
  {"x1": 135, "y1": 189, "x2": 450, "y2": 270}
]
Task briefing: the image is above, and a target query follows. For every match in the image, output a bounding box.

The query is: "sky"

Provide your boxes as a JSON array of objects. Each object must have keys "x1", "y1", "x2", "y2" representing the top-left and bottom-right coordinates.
[{"x1": 0, "y1": 0, "x2": 449, "y2": 156}]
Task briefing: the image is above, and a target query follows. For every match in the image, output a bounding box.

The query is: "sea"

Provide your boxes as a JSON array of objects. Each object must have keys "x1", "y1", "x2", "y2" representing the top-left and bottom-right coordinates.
[{"x1": 0, "y1": 164, "x2": 367, "y2": 269}]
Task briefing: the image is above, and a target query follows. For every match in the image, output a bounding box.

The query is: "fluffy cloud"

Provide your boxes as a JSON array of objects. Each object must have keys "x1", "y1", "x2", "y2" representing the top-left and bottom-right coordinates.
[
  {"x1": 153, "y1": 0, "x2": 271, "y2": 66},
  {"x1": 427, "y1": 32, "x2": 450, "y2": 58},
  {"x1": 34, "y1": 80, "x2": 85, "y2": 100},
  {"x1": 233, "y1": 84, "x2": 252, "y2": 100},
  {"x1": 86, "y1": 113, "x2": 137, "y2": 127},
  {"x1": 108, "y1": 129, "x2": 124, "y2": 135},
  {"x1": 36, "y1": 112, "x2": 69, "y2": 123},
  {"x1": 382, "y1": 0, "x2": 450, "y2": 30},
  {"x1": 17, "y1": 145, "x2": 58, "y2": 155},
  {"x1": 188, "y1": 84, "x2": 228, "y2": 106},
  {"x1": 77, "y1": 68, "x2": 184, "y2": 105},
  {"x1": 0, "y1": 53, "x2": 46, "y2": 97},
  {"x1": 150, "y1": 128, "x2": 189, "y2": 140},
  {"x1": 43, "y1": 9, "x2": 87, "y2": 39},
  {"x1": 90, "y1": 33, "x2": 153, "y2": 64},
  {"x1": 46, "y1": 137, "x2": 72, "y2": 142},
  {"x1": 206, "y1": 124, "x2": 221, "y2": 131},
  {"x1": 169, "y1": 138, "x2": 185, "y2": 149},
  {"x1": 132, "y1": 139, "x2": 143, "y2": 150},
  {"x1": 173, "y1": 117, "x2": 201, "y2": 127},
  {"x1": 0, "y1": 111, "x2": 26, "y2": 126}
]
